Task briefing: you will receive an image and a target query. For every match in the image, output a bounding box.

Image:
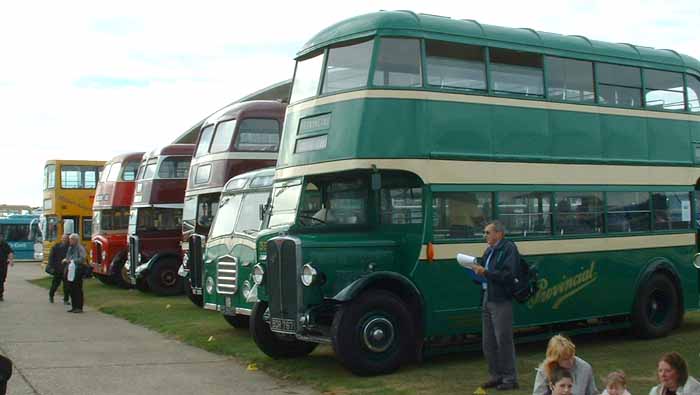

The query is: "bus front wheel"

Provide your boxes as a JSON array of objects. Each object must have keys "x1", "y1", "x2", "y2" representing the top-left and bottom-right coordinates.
[
  {"x1": 185, "y1": 281, "x2": 204, "y2": 307},
  {"x1": 147, "y1": 259, "x2": 184, "y2": 296},
  {"x1": 250, "y1": 301, "x2": 317, "y2": 358},
  {"x1": 331, "y1": 290, "x2": 415, "y2": 376},
  {"x1": 631, "y1": 273, "x2": 680, "y2": 339},
  {"x1": 223, "y1": 314, "x2": 248, "y2": 329},
  {"x1": 112, "y1": 256, "x2": 133, "y2": 289}
]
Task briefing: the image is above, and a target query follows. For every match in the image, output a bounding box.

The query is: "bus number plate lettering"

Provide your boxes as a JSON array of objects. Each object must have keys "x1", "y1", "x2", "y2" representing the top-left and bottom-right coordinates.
[{"x1": 271, "y1": 318, "x2": 296, "y2": 333}]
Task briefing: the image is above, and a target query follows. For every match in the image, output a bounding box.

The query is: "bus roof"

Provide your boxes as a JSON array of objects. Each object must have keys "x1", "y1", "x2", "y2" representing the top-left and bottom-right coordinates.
[
  {"x1": 107, "y1": 151, "x2": 145, "y2": 164},
  {"x1": 223, "y1": 167, "x2": 275, "y2": 192},
  {"x1": 203, "y1": 100, "x2": 286, "y2": 128},
  {"x1": 298, "y1": 11, "x2": 700, "y2": 75},
  {"x1": 0, "y1": 214, "x2": 39, "y2": 225},
  {"x1": 146, "y1": 144, "x2": 195, "y2": 158},
  {"x1": 44, "y1": 159, "x2": 105, "y2": 167}
]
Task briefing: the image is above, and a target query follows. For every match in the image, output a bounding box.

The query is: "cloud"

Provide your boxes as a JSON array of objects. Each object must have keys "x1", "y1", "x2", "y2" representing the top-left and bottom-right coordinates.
[{"x1": 1, "y1": 0, "x2": 699, "y2": 206}]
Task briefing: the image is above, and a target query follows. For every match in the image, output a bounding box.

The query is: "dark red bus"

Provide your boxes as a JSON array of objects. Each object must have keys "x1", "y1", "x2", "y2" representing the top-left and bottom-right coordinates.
[
  {"x1": 91, "y1": 151, "x2": 144, "y2": 288},
  {"x1": 181, "y1": 100, "x2": 285, "y2": 306},
  {"x1": 126, "y1": 144, "x2": 194, "y2": 296}
]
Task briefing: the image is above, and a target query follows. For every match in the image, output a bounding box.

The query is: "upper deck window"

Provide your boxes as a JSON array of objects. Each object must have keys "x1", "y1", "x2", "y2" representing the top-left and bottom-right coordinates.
[
  {"x1": 158, "y1": 157, "x2": 191, "y2": 179},
  {"x1": 597, "y1": 63, "x2": 642, "y2": 108},
  {"x1": 373, "y1": 38, "x2": 421, "y2": 87},
  {"x1": 687, "y1": 75, "x2": 700, "y2": 112},
  {"x1": 99, "y1": 164, "x2": 111, "y2": 182},
  {"x1": 106, "y1": 162, "x2": 122, "y2": 182},
  {"x1": 194, "y1": 125, "x2": 214, "y2": 158},
  {"x1": 321, "y1": 39, "x2": 373, "y2": 94},
  {"x1": 234, "y1": 118, "x2": 280, "y2": 152},
  {"x1": 490, "y1": 48, "x2": 544, "y2": 97},
  {"x1": 425, "y1": 40, "x2": 486, "y2": 91},
  {"x1": 43, "y1": 164, "x2": 56, "y2": 189},
  {"x1": 210, "y1": 120, "x2": 236, "y2": 153},
  {"x1": 142, "y1": 158, "x2": 157, "y2": 179},
  {"x1": 290, "y1": 51, "x2": 324, "y2": 103},
  {"x1": 546, "y1": 57, "x2": 594, "y2": 103},
  {"x1": 60, "y1": 165, "x2": 99, "y2": 189},
  {"x1": 644, "y1": 70, "x2": 685, "y2": 111},
  {"x1": 121, "y1": 160, "x2": 139, "y2": 181}
]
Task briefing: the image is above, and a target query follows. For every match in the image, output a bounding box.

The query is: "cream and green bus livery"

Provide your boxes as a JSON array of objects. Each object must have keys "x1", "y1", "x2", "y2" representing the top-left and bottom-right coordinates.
[{"x1": 250, "y1": 11, "x2": 700, "y2": 375}]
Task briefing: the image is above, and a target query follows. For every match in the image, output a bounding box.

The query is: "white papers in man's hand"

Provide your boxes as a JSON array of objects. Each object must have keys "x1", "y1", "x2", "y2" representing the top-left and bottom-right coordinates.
[{"x1": 456, "y1": 253, "x2": 479, "y2": 270}]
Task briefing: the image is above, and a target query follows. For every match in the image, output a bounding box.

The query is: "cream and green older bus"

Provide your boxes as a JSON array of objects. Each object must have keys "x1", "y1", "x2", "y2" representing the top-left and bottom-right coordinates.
[{"x1": 250, "y1": 11, "x2": 700, "y2": 375}]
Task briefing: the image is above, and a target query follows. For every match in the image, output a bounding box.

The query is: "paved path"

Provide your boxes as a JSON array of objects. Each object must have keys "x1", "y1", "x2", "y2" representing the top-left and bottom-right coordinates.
[{"x1": 0, "y1": 262, "x2": 316, "y2": 395}]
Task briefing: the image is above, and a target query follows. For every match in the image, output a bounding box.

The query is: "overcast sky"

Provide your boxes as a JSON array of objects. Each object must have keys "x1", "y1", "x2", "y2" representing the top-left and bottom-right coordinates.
[{"x1": 1, "y1": 0, "x2": 698, "y2": 207}]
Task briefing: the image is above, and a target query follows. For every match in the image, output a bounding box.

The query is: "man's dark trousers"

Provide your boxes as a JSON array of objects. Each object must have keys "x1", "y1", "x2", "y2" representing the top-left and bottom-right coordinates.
[
  {"x1": 49, "y1": 274, "x2": 69, "y2": 303},
  {"x1": 68, "y1": 278, "x2": 83, "y2": 310},
  {"x1": 0, "y1": 353, "x2": 12, "y2": 395},
  {"x1": 0, "y1": 261, "x2": 7, "y2": 299},
  {"x1": 482, "y1": 297, "x2": 517, "y2": 384}
]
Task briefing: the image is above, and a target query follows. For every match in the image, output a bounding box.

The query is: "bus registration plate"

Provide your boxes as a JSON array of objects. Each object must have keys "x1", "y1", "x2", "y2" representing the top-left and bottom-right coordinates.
[{"x1": 271, "y1": 318, "x2": 296, "y2": 333}]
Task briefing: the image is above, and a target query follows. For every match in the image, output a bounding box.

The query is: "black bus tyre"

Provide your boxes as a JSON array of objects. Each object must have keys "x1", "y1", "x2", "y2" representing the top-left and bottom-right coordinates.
[
  {"x1": 631, "y1": 273, "x2": 680, "y2": 339},
  {"x1": 112, "y1": 256, "x2": 133, "y2": 289},
  {"x1": 331, "y1": 289, "x2": 415, "y2": 376},
  {"x1": 223, "y1": 314, "x2": 248, "y2": 329},
  {"x1": 95, "y1": 273, "x2": 115, "y2": 286},
  {"x1": 185, "y1": 281, "x2": 204, "y2": 307},
  {"x1": 250, "y1": 301, "x2": 317, "y2": 358},
  {"x1": 147, "y1": 259, "x2": 184, "y2": 296}
]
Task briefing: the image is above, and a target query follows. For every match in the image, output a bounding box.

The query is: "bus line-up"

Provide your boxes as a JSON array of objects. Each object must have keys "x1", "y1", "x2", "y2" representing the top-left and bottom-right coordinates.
[
  {"x1": 249, "y1": 11, "x2": 700, "y2": 375},
  {"x1": 181, "y1": 101, "x2": 283, "y2": 307}
]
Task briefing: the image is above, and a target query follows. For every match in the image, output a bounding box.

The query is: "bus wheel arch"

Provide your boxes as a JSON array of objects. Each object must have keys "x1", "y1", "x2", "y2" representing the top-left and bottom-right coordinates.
[{"x1": 630, "y1": 260, "x2": 683, "y2": 338}]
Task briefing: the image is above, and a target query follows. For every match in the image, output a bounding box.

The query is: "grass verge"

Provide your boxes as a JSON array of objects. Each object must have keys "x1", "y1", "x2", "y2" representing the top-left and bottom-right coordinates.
[{"x1": 30, "y1": 276, "x2": 700, "y2": 394}]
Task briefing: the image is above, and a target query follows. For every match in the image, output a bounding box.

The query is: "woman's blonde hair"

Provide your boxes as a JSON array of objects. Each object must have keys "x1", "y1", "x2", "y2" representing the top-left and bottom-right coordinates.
[{"x1": 543, "y1": 334, "x2": 576, "y2": 379}]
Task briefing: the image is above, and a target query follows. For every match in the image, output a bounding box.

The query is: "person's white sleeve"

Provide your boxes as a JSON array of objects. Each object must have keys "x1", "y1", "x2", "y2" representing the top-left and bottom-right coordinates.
[{"x1": 532, "y1": 368, "x2": 548, "y2": 395}]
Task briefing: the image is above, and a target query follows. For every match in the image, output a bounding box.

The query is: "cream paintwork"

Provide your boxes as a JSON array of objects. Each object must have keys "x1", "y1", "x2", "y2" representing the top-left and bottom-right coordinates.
[
  {"x1": 275, "y1": 158, "x2": 700, "y2": 186},
  {"x1": 288, "y1": 89, "x2": 700, "y2": 122},
  {"x1": 419, "y1": 233, "x2": 695, "y2": 260}
]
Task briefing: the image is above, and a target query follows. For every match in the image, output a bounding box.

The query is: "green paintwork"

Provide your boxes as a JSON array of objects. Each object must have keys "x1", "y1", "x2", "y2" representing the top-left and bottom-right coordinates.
[
  {"x1": 298, "y1": 11, "x2": 700, "y2": 75},
  {"x1": 278, "y1": 99, "x2": 698, "y2": 170}
]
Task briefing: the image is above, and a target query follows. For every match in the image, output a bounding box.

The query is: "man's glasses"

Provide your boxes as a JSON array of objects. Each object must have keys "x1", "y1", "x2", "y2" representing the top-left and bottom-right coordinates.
[{"x1": 483, "y1": 230, "x2": 492, "y2": 235}]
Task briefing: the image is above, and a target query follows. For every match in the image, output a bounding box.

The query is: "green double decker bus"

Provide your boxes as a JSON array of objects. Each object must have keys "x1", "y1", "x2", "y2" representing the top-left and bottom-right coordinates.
[{"x1": 250, "y1": 11, "x2": 700, "y2": 375}]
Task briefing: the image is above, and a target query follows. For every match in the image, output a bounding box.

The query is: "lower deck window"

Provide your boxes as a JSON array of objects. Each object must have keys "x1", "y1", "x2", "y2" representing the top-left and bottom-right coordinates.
[{"x1": 432, "y1": 192, "x2": 492, "y2": 239}]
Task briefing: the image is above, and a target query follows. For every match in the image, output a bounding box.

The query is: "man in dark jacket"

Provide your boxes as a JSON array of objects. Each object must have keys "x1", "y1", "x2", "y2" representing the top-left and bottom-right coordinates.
[
  {"x1": 0, "y1": 233, "x2": 15, "y2": 302},
  {"x1": 64, "y1": 233, "x2": 87, "y2": 313},
  {"x1": 472, "y1": 220, "x2": 519, "y2": 391},
  {"x1": 48, "y1": 234, "x2": 70, "y2": 304}
]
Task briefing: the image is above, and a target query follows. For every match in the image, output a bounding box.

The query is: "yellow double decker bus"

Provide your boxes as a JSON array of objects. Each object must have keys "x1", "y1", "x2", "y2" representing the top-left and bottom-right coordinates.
[{"x1": 41, "y1": 159, "x2": 105, "y2": 265}]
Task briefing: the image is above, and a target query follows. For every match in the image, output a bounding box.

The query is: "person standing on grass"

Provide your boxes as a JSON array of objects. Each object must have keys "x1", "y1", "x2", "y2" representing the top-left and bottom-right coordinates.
[
  {"x1": 0, "y1": 233, "x2": 15, "y2": 302},
  {"x1": 64, "y1": 233, "x2": 87, "y2": 313},
  {"x1": 471, "y1": 220, "x2": 520, "y2": 391},
  {"x1": 48, "y1": 234, "x2": 70, "y2": 304}
]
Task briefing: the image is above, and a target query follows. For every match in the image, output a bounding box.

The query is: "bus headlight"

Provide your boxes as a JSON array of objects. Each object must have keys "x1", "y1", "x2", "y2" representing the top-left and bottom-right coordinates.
[
  {"x1": 694, "y1": 253, "x2": 700, "y2": 270},
  {"x1": 182, "y1": 252, "x2": 189, "y2": 268},
  {"x1": 301, "y1": 264, "x2": 318, "y2": 287},
  {"x1": 101, "y1": 250, "x2": 107, "y2": 262},
  {"x1": 252, "y1": 264, "x2": 265, "y2": 285},
  {"x1": 242, "y1": 280, "x2": 252, "y2": 299},
  {"x1": 205, "y1": 276, "x2": 215, "y2": 294}
]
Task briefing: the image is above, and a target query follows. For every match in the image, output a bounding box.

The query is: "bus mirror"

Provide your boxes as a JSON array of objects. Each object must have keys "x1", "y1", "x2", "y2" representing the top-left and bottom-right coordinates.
[
  {"x1": 371, "y1": 172, "x2": 381, "y2": 191},
  {"x1": 63, "y1": 219, "x2": 75, "y2": 235},
  {"x1": 694, "y1": 253, "x2": 700, "y2": 270}
]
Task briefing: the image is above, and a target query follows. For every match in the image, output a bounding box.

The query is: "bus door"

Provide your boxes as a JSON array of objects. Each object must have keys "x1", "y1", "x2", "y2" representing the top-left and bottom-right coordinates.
[{"x1": 62, "y1": 216, "x2": 79, "y2": 236}]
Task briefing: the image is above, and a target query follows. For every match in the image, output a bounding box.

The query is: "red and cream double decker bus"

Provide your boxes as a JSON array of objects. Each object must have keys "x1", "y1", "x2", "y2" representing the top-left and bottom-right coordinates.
[
  {"x1": 181, "y1": 100, "x2": 284, "y2": 306},
  {"x1": 126, "y1": 144, "x2": 194, "y2": 296},
  {"x1": 91, "y1": 152, "x2": 144, "y2": 288}
]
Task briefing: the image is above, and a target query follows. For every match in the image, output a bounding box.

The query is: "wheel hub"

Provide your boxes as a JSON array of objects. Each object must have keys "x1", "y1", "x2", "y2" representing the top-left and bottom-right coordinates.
[
  {"x1": 362, "y1": 317, "x2": 395, "y2": 353},
  {"x1": 162, "y1": 271, "x2": 176, "y2": 287}
]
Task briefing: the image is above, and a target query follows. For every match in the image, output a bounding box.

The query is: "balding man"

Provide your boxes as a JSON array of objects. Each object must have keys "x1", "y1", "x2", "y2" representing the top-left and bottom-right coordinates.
[{"x1": 64, "y1": 233, "x2": 87, "y2": 313}]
